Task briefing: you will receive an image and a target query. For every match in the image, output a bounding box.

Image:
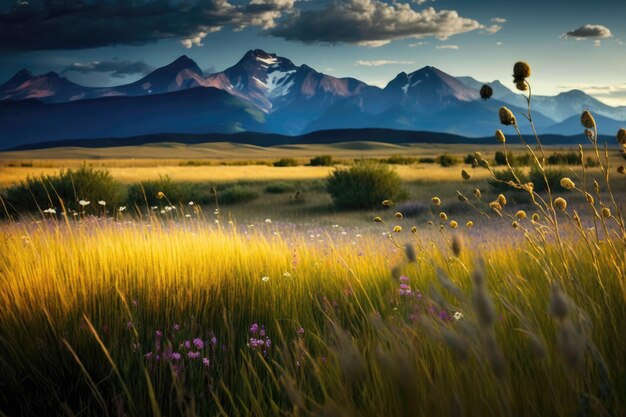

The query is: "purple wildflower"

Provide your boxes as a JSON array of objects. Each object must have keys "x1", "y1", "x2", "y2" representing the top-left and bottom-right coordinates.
[
  {"x1": 193, "y1": 338, "x2": 204, "y2": 349},
  {"x1": 170, "y1": 352, "x2": 181, "y2": 361},
  {"x1": 156, "y1": 330, "x2": 162, "y2": 338},
  {"x1": 203, "y1": 358, "x2": 210, "y2": 367},
  {"x1": 210, "y1": 336, "x2": 217, "y2": 346},
  {"x1": 187, "y1": 351, "x2": 201, "y2": 359},
  {"x1": 145, "y1": 352, "x2": 153, "y2": 360},
  {"x1": 297, "y1": 327, "x2": 305, "y2": 335},
  {"x1": 173, "y1": 324, "x2": 180, "y2": 331},
  {"x1": 249, "y1": 323, "x2": 259, "y2": 334}
]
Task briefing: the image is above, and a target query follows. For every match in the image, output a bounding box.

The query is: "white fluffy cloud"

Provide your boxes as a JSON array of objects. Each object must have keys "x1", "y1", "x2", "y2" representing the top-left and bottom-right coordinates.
[
  {"x1": 271, "y1": 0, "x2": 486, "y2": 46},
  {"x1": 562, "y1": 24, "x2": 612, "y2": 40}
]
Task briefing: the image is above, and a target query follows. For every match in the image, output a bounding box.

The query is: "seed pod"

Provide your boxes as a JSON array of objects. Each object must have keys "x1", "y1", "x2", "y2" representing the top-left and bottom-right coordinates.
[
  {"x1": 374, "y1": 216, "x2": 383, "y2": 223},
  {"x1": 513, "y1": 61, "x2": 531, "y2": 81},
  {"x1": 497, "y1": 194, "x2": 507, "y2": 206},
  {"x1": 617, "y1": 128, "x2": 626, "y2": 145},
  {"x1": 431, "y1": 197, "x2": 441, "y2": 206},
  {"x1": 602, "y1": 207, "x2": 611, "y2": 219},
  {"x1": 515, "y1": 210, "x2": 527, "y2": 219},
  {"x1": 515, "y1": 80, "x2": 528, "y2": 92},
  {"x1": 461, "y1": 170, "x2": 471, "y2": 180},
  {"x1": 466, "y1": 220, "x2": 474, "y2": 228},
  {"x1": 495, "y1": 129, "x2": 506, "y2": 144},
  {"x1": 560, "y1": 177, "x2": 575, "y2": 190},
  {"x1": 480, "y1": 84, "x2": 493, "y2": 100},
  {"x1": 499, "y1": 107, "x2": 516, "y2": 126},
  {"x1": 554, "y1": 197, "x2": 567, "y2": 211},
  {"x1": 532, "y1": 213, "x2": 540, "y2": 222},
  {"x1": 581, "y1": 111, "x2": 596, "y2": 129},
  {"x1": 394, "y1": 212, "x2": 403, "y2": 219},
  {"x1": 439, "y1": 212, "x2": 448, "y2": 221},
  {"x1": 450, "y1": 220, "x2": 458, "y2": 229}
]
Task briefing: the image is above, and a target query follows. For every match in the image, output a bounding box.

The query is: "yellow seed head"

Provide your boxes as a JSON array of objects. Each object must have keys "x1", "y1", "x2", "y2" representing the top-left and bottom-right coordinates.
[
  {"x1": 618, "y1": 165, "x2": 625, "y2": 175},
  {"x1": 554, "y1": 197, "x2": 567, "y2": 211},
  {"x1": 431, "y1": 197, "x2": 441, "y2": 206},
  {"x1": 617, "y1": 128, "x2": 626, "y2": 145},
  {"x1": 499, "y1": 107, "x2": 516, "y2": 126},
  {"x1": 602, "y1": 207, "x2": 611, "y2": 219},
  {"x1": 532, "y1": 213, "x2": 540, "y2": 222},
  {"x1": 580, "y1": 110, "x2": 596, "y2": 129},
  {"x1": 394, "y1": 212, "x2": 403, "y2": 219},
  {"x1": 515, "y1": 210, "x2": 527, "y2": 219},
  {"x1": 393, "y1": 225, "x2": 402, "y2": 233},
  {"x1": 411, "y1": 226, "x2": 417, "y2": 233},
  {"x1": 373, "y1": 216, "x2": 383, "y2": 223},
  {"x1": 461, "y1": 170, "x2": 471, "y2": 180},
  {"x1": 495, "y1": 129, "x2": 506, "y2": 144},
  {"x1": 156, "y1": 191, "x2": 165, "y2": 199},
  {"x1": 497, "y1": 194, "x2": 507, "y2": 206},
  {"x1": 439, "y1": 212, "x2": 448, "y2": 221},
  {"x1": 450, "y1": 220, "x2": 458, "y2": 229},
  {"x1": 466, "y1": 220, "x2": 474, "y2": 228},
  {"x1": 382, "y1": 199, "x2": 393, "y2": 207},
  {"x1": 473, "y1": 188, "x2": 481, "y2": 198},
  {"x1": 489, "y1": 201, "x2": 502, "y2": 212},
  {"x1": 513, "y1": 61, "x2": 531, "y2": 81},
  {"x1": 585, "y1": 192, "x2": 594, "y2": 205},
  {"x1": 560, "y1": 177, "x2": 575, "y2": 190},
  {"x1": 457, "y1": 192, "x2": 468, "y2": 203}
]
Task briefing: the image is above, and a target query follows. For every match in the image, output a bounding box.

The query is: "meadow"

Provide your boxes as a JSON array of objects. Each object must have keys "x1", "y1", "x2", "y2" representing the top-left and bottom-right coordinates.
[{"x1": 1, "y1": 63, "x2": 626, "y2": 417}]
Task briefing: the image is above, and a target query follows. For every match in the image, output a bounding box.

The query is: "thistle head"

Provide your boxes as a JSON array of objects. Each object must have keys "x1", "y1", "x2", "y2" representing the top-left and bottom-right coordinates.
[
  {"x1": 473, "y1": 188, "x2": 482, "y2": 198},
  {"x1": 499, "y1": 107, "x2": 516, "y2": 126},
  {"x1": 560, "y1": 177, "x2": 575, "y2": 190},
  {"x1": 461, "y1": 170, "x2": 471, "y2": 180},
  {"x1": 617, "y1": 128, "x2": 626, "y2": 145},
  {"x1": 450, "y1": 220, "x2": 458, "y2": 229},
  {"x1": 580, "y1": 110, "x2": 596, "y2": 129},
  {"x1": 532, "y1": 213, "x2": 540, "y2": 222},
  {"x1": 466, "y1": 220, "x2": 474, "y2": 228},
  {"x1": 480, "y1": 84, "x2": 493, "y2": 100},
  {"x1": 515, "y1": 80, "x2": 528, "y2": 92},
  {"x1": 495, "y1": 129, "x2": 506, "y2": 144},
  {"x1": 394, "y1": 212, "x2": 403, "y2": 219},
  {"x1": 431, "y1": 197, "x2": 441, "y2": 206},
  {"x1": 393, "y1": 225, "x2": 402, "y2": 233},
  {"x1": 439, "y1": 212, "x2": 448, "y2": 221},
  {"x1": 515, "y1": 210, "x2": 527, "y2": 219},
  {"x1": 513, "y1": 61, "x2": 531, "y2": 81},
  {"x1": 497, "y1": 194, "x2": 507, "y2": 206},
  {"x1": 554, "y1": 197, "x2": 567, "y2": 211},
  {"x1": 602, "y1": 207, "x2": 611, "y2": 219}
]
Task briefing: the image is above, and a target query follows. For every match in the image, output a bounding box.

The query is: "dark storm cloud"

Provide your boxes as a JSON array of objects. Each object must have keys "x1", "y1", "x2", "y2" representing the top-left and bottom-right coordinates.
[
  {"x1": 62, "y1": 59, "x2": 154, "y2": 78},
  {"x1": 0, "y1": 0, "x2": 294, "y2": 50},
  {"x1": 269, "y1": 0, "x2": 486, "y2": 47},
  {"x1": 562, "y1": 24, "x2": 612, "y2": 40}
]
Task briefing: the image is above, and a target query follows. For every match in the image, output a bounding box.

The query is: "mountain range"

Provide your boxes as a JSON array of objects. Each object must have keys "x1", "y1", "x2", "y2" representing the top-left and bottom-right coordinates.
[{"x1": 1, "y1": 49, "x2": 625, "y2": 149}]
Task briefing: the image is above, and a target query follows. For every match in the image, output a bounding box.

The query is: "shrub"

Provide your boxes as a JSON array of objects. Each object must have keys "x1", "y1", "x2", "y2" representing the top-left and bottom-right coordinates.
[
  {"x1": 385, "y1": 155, "x2": 417, "y2": 165},
  {"x1": 437, "y1": 153, "x2": 458, "y2": 167},
  {"x1": 309, "y1": 155, "x2": 333, "y2": 166},
  {"x1": 5, "y1": 166, "x2": 125, "y2": 212},
  {"x1": 127, "y1": 176, "x2": 203, "y2": 206},
  {"x1": 326, "y1": 161, "x2": 407, "y2": 209},
  {"x1": 265, "y1": 181, "x2": 296, "y2": 194},
  {"x1": 488, "y1": 168, "x2": 529, "y2": 192},
  {"x1": 529, "y1": 166, "x2": 567, "y2": 192},
  {"x1": 418, "y1": 157, "x2": 437, "y2": 164},
  {"x1": 219, "y1": 186, "x2": 259, "y2": 205},
  {"x1": 273, "y1": 158, "x2": 299, "y2": 167}
]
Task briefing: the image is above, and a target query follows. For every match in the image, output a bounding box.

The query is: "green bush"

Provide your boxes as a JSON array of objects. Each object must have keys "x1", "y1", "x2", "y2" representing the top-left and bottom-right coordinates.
[
  {"x1": 127, "y1": 176, "x2": 204, "y2": 206},
  {"x1": 418, "y1": 157, "x2": 437, "y2": 164},
  {"x1": 529, "y1": 166, "x2": 567, "y2": 192},
  {"x1": 309, "y1": 155, "x2": 333, "y2": 166},
  {"x1": 5, "y1": 166, "x2": 125, "y2": 212},
  {"x1": 326, "y1": 161, "x2": 407, "y2": 209},
  {"x1": 437, "y1": 153, "x2": 458, "y2": 167},
  {"x1": 219, "y1": 186, "x2": 259, "y2": 205},
  {"x1": 488, "y1": 168, "x2": 529, "y2": 192},
  {"x1": 265, "y1": 182, "x2": 296, "y2": 194},
  {"x1": 273, "y1": 158, "x2": 299, "y2": 167},
  {"x1": 385, "y1": 155, "x2": 417, "y2": 165}
]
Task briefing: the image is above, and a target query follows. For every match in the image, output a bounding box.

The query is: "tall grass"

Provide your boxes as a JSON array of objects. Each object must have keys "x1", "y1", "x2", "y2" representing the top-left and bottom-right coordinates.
[{"x1": 0, "y1": 61, "x2": 625, "y2": 416}]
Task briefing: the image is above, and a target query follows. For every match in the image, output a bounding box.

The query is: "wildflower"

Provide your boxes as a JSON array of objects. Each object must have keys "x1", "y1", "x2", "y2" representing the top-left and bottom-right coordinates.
[
  {"x1": 560, "y1": 178, "x2": 575, "y2": 190},
  {"x1": 453, "y1": 312, "x2": 463, "y2": 321},
  {"x1": 78, "y1": 199, "x2": 90, "y2": 207},
  {"x1": 499, "y1": 107, "x2": 516, "y2": 126},
  {"x1": 156, "y1": 330, "x2": 162, "y2": 338},
  {"x1": 473, "y1": 188, "x2": 481, "y2": 199},
  {"x1": 118, "y1": 206, "x2": 126, "y2": 212},
  {"x1": 193, "y1": 338, "x2": 204, "y2": 349},
  {"x1": 188, "y1": 201, "x2": 194, "y2": 205},
  {"x1": 495, "y1": 129, "x2": 506, "y2": 144},
  {"x1": 449, "y1": 220, "x2": 458, "y2": 229},
  {"x1": 173, "y1": 324, "x2": 180, "y2": 331},
  {"x1": 618, "y1": 128, "x2": 626, "y2": 145},
  {"x1": 145, "y1": 352, "x2": 153, "y2": 360},
  {"x1": 297, "y1": 327, "x2": 305, "y2": 335},
  {"x1": 156, "y1": 192, "x2": 165, "y2": 199},
  {"x1": 439, "y1": 212, "x2": 448, "y2": 221},
  {"x1": 393, "y1": 225, "x2": 402, "y2": 233},
  {"x1": 497, "y1": 194, "x2": 507, "y2": 206},
  {"x1": 532, "y1": 213, "x2": 540, "y2": 222},
  {"x1": 373, "y1": 216, "x2": 383, "y2": 223},
  {"x1": 399, "y1": 282, "x2": 412, "y2": 296},
  {"x1": 43, "y1": 208, "x2": 56, "y2": 214},
  {"x1": 580, "y1": 110, "x2": 596, "y2": 129},
  {"x1": 602, "y1": 207, "x2": 611, "y2": 219},
  {"x1": 480, "y1": 84, "x2": 493, "y2": 100},
  {"x1": 170, "y1": 352, "x2": 182, "y2": 361},
  {"x1": 431, "y1": 197, "x2": 441, "y2": 206},
  {"x1": 283, "y1": 271, "x2": 291, "y2": 277},
  {"x1": 261, "y1": 275, "x2": 270, "y2": 282},
  {"x1": 554, "y1": 197, "x2": 567, "y2": 211},
  {"x1": 466, "y1": 220, "x2": 474, "y2": 228},
  {"x1": 461, "y1": 170, "x2": 470, "y2": 180},
  {"x1": 188, "y1": 351, "x2": 201, "y2": 359},
  {"x1": 515, "y1": 210, "x2": 527, "y2": 219},
  {"x1": 265, "y1": 218, "x2": 272, "y2": 223},
  {"x1": 250, "y1": 323, "x2": 259, "y2": 334},
  {"x1": 394, "y1": 212, "x2": 403, "y2": 219},
  {"x1": 98, "y1": 200, "x2": 106, "y2": 206},
  {"x1": 184, "y1": 340, "x2": 191, "y2": 349},
  {"x1": 513, "y1": 61, "x2": 531, "y2": 81}
]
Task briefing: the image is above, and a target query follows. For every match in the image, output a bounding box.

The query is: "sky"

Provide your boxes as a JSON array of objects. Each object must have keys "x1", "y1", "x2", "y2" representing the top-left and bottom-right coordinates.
[{"x1": 1, "y1": 0, "x2": 625, "y2": 105}]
